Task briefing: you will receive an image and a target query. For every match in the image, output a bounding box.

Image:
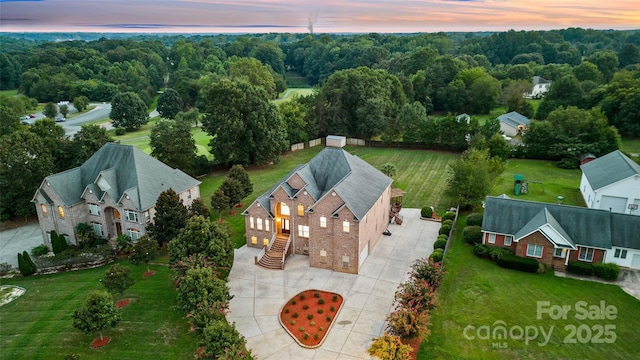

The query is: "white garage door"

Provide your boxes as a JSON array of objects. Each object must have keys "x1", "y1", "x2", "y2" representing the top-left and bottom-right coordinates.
[
  {"x1": 359, "y1": 243, "x2": 369, "y2": 268},
  {"x1": 630, "y1": 199, "x2": 640, "y2": 216},
  {"x1": 600, "y1": 195, "x2": 627, "y2": 213},
  {"x1": 631, "y1": 254, "x2": 640, "y2": 270}
]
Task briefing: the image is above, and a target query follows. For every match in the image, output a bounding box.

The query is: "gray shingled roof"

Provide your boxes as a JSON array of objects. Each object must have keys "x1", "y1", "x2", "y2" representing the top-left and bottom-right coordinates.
[
  {"x1": 42, "y1": 143, "x2": 200, "y2": 211},
  {"x1": 482, "y1": 196, "x2": 640, "y2": 250},
  {"x1": 246, "y1": 147, "x2": 392, "y2": 221},
  {"x1": 514, "y1": 208, "x2": 575, "y2": 248},
  {"x1": 498, "y1": 111, "x2": 530, "y2": 128},
  {"x1": 580, "y1": 150, "x2": 640, "y2": 190}
]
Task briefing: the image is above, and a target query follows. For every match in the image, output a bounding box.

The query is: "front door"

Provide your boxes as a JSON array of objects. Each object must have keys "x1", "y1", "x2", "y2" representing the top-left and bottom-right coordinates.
[{"x1": 281, "y1": 218, "x2": 290, "y2": 234}]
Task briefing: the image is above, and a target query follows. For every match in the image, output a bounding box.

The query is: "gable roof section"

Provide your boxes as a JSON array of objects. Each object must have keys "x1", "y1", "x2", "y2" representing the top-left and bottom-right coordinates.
[
  {"x1": 246, "y1": 147, "x2": 391, "y2": 221},
  {"x1": 497, "y1": 111, "x2": 530, "y2": 128},
  {"x1": 514, "y1": 208, "x2": 576, "y2": 249},
  {"x1": 481, "y1": 196, "x2": 640, "y2": 250},
  {"x1": 42, "y1": 143, "x2": 200, "y2": 211},
  {"x1": 580, "y1": 150, "x2": 640, "y2": 190}
]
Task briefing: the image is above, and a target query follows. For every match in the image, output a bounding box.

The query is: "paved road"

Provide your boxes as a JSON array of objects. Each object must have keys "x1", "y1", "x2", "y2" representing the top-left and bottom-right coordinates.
[
  {"x1": 60, "y1": 103, "x2": 112, "y2": 137},
  {"x1": 0, "y1": 223, "x2": 43, "y2": 269}
]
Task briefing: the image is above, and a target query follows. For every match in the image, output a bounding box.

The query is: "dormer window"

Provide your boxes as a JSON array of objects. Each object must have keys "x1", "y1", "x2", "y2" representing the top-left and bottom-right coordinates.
[{"x1": 96, "y1": 176, "x2": 111, "y2": 192}]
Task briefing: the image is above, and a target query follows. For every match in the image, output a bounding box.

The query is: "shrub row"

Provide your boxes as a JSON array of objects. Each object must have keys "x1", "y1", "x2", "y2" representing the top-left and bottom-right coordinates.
[
  {"x1": 496, "y1": 254, "x2": 540, "y2": 273},
  {"x1": 567, "y1": 261, "x2": 620, "y2": 280},
  {"x1": 474, "y1": 244, "x2": 538, "y2": 273},
  {"x1": 370, "y1": 258, "x2": 445, "y2": 358}
]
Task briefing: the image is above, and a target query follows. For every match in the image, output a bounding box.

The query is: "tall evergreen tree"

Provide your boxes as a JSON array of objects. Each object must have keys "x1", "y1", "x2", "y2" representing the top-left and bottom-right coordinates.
[
  {"x1": 227, "y1": 165, "x2": 253, "y2": 198},
  {"x1": 145, "y1": 188, "x2": 189, "y2": 245}
]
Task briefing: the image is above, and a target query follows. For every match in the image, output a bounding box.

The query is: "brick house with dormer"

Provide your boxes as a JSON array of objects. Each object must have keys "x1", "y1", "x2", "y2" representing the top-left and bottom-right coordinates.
[
  {"x1": 242, "y1": 136, "x2": 392, "y2": 274},
  {"x1": 31, "y1": 143, "x2": 201, "y2": 248},
  {"x1": 481, "y1": 196, "x2": 640, "y2": 271}
]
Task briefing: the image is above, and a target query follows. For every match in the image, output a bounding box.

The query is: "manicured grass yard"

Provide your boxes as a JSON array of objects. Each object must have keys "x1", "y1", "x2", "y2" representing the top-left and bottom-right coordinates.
[
  {"x1": 420, "y1": 217, "x2": 640, "y2": 359},
  {"x1": 0, "y1": 262, "x2": 196, "y2": 360},
  {"x1": 492, "y1": 159, "x2": 584, "y2": 206}
]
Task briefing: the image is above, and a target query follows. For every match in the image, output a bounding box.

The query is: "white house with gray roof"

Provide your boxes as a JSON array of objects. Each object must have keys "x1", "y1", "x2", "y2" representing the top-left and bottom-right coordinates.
[
  {"x1": 242, "y1": 136, "x2": 392, "y2": 274},
  {"x1": 32, "y1": 143, "x2": 201, "y2": 247},
  {"x1": 482, "y1": 196, "x2": 640, "y2": 270},
  {"x1": 497, "y1": 111, "x2": 530, "y2": 136},
  {"x1": 580, "y1": 150, "x2": 640, "y2": 215}
]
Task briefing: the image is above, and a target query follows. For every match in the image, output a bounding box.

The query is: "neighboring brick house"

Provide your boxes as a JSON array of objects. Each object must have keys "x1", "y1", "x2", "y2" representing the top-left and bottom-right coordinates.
[
  {"x1": 481, "y1": 196, "x2": 640, "y2": 270},
  {"x1": 242, "y1": 137, "x2": 393, "y2": 274},
  {"x1": 31, "y1": 143, "x2": 201, "y2": 247},
  {"x1": 580, "y1": 150, "x2": 640, "y2": 215}
]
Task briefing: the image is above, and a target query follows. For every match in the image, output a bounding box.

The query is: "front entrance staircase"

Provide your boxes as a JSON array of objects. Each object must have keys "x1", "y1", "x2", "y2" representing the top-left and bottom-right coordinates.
[{"x1": 257, "y1": 235, "x2": 289, "y2": 270}]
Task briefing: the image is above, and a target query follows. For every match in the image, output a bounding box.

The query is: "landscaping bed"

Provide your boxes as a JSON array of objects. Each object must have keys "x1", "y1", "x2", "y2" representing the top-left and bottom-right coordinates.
[{"x1": 279, "y1": 289, "x2": 343, "y2": 348}]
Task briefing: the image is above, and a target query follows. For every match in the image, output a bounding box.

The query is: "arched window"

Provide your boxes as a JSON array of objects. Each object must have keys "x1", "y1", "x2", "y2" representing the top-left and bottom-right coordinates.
[{"x1": 41, "y1": 204, "x2": 48, "y2": 217}]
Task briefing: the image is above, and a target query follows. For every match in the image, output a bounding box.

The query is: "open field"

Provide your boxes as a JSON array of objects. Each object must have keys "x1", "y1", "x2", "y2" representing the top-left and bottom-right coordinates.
[
  {"x1": 491, "y1": 159, "x2": 584, "y2": 206},
  {"x1": 273, "y1": 88, "x2": 314, "y2": 104},
  {"x1": 620, "y1": 138, "x2": 640, "y2": 155},
  {"x1": 419, "y1": 216, "x2": 640, "y2": 359},
  {"x1": 0, "y1": 262, "x2": 196, "y2": 360}
]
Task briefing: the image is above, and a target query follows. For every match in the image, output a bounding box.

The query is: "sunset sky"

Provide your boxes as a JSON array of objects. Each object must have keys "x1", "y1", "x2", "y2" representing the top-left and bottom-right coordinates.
[{"x1": 1, "y1": 0, "x2": 638, "y2": 33}]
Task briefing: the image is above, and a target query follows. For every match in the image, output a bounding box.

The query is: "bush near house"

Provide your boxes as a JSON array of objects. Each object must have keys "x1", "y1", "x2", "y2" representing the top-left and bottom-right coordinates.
[
  {"x1": 441, "y1": 219, "x2": 453, "y2": 227},
  {"x1": 567, "y1": 261, "x2": 594, "y2": 276},
  {"x1": 593, "y1": 263, "x2": 621, "y2": 281},
  {"x1": 465, "y1": 213, "x2": 483, "y2": 227},
  {"x1": 17, "y1": 251, "x2": 36, "y2": 276},
  {"x1": 473, "y1": 243, "x2": 490, "y2": 258},
  {"x1": 462, "y1": 225, "x2": 482, "y2": 244},
  {"x1": 420, "y1": 206, "x2": 433, "y2": 218},
  {"x1": 496, "y1": 254, "x2": 540, "y2": 273},
  {"x1": 31, "y1": 244, "x2": 48, "y2": 256},
  {"x1": 51, "y1": 231, "x2": 68, "y2": 254}
]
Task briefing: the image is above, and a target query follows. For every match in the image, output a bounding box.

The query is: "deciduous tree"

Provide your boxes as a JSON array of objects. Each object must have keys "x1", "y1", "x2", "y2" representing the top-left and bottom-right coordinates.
[
  {"x1": 210, "y1": 189, "x2": 230, "y2": 220},
  {"x1": 168, "y1": 216, "x2": 233, "y2": 268},
  {"x1": 201, "y1": 79, "x2": 287, "y2": 166},
  {"x1": 72, "y1": 291, "x2": 121, "y2": 342},
  {"x1": 110, "y1": 92, "x2": 148, "y2": 130},
  {"x1": 445, "y1": 148, "x2": 504, "y2": 209},
  {"x1": 129, "y1": 235, "x2": 159, "y2": 273},
  {"x1": 102, "y1": 264, "x2": 135, "y2": 300},
  {"x1": 149, "y1": 118, "x2": 197, "y2": 175},
  {"x1": 43, "y1": 102, "x2": 58, "y2": 119},
  {"x1": 157, "y1": 88, "x2": 184, "y2": 120}
]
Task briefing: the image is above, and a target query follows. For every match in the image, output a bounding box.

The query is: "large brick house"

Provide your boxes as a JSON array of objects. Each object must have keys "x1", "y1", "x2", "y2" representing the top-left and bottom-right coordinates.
[
  {"x1": 481, "y1": 196, "x2": 640, "y2": 270},
  {"x1": 242, "y1": 137, "x2": 393, "y2": 274},
  {"x1": 31, "y1": 143, "x2": 201, "y2": 247},
  {"x1": 579, "y1": 150, "x2": 640, "y2": 215}
]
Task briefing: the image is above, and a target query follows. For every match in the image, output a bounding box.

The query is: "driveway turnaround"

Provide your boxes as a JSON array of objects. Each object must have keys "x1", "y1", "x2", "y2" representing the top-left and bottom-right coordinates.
[
  {"x1": 0, "y1": 223, "x2": 43, "y2": 269},
  {"x1": 227, "y1": 208, "x2": 441, "y2": 359}
]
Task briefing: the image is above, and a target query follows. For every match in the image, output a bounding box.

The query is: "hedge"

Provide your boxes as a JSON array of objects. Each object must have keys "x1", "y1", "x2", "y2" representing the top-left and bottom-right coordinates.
[
  {"x1": 496, "y1": 254, "x2": 539, "y2": 273},
  {"x1": 442, "y1": 219, "x2": 453, "y2": 227},
  {"x1": 567, "y1": 261, "x2": 594, "y2": 276},
  {"x1": 593, "y1": 263, "x2": 620, "y2": 280}
]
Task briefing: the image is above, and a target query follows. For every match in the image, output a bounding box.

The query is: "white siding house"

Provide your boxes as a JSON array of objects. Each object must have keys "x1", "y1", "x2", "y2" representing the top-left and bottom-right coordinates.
[{"x1": 580, "y1": 151, "x2": 640, "y2": 215}]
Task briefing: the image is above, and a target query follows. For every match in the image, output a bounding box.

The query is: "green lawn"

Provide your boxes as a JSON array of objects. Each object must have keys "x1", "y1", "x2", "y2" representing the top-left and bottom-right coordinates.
[
  {"x1": 0, "y1": 262, "x2": 196, "y2": 360},
  {"x1": 620, "y1": 137, "x2": 640, "y2": 155},
  {"x1": 273, "y1": 88, "x2": 314, "y2": 104},
  {"x1": 0, "y1": 89, "x2": 18, "y2": 97},
  {"x1": 420, "y1": 216, "x2": 640, "y2": 359},
  {"x1": 491, "y1": 159, "x2": 584, "y2": 206}
]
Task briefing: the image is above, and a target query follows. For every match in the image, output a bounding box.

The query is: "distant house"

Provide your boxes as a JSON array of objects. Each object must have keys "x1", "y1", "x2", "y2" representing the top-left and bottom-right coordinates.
[
  {"x1": 497, "y1": 111, "x2": 530, "y2": 137},
  {"x1": 31, "y1": 143, "x2": 201, "y2": 247},
  {"x1": 456, "y1": 113, "x2": 471, "y2": 124},
  {"x1": 481, "y1": 196, "x2": 640, "y2": 270},
  {"x1": 524, "y1": 76, "x2": 552, "y2": 99},
  {"x1": 580, "y1": 150, "x2": 640, "y2": 215},
  {"x1": 242, "y1": 136, "x2": 393, "y2": 274}
]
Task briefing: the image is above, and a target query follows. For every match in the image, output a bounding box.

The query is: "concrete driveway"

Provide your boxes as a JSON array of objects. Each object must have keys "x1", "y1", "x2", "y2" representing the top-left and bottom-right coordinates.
[
  {"x1": 618, "y1": 269, "x2": 640, "y2": 301},
  {"x1": 0, "y1": 223, "x2": 44, "y2": 269},
  {"x1": 226, "y1": 208, "x2": 441, "y2": 360}
]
